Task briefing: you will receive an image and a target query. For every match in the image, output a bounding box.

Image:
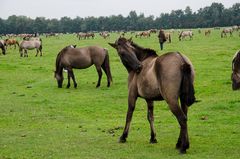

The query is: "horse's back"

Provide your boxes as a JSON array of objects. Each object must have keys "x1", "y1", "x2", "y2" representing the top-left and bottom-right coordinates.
[
  {"x1": 137, "y1": 52, "x2": 194, "y2": 101},
  {"x1": 20, "y1": 40, "x2": 41, "y2": 49},
  {"x1": 61, "y1": 46, "x2": 106, "y2": 69}
]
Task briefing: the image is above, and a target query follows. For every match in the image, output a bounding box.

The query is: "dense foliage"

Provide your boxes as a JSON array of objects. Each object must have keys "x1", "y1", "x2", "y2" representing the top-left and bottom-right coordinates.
[{"x1": 0, "y1": 2, "x2": 239, "y2": 34}]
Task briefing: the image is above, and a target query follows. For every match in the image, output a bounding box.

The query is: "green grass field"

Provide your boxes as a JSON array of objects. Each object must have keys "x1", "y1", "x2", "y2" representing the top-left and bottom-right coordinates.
[{"x1": 0, "y1": 30, "x2": 240, "y2": 159}]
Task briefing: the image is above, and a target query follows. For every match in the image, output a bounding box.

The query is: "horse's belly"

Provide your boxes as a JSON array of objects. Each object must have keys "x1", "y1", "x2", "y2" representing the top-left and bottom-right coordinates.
[{"x1": 137, "y1": 75, "x2": 161, "y2": 99}]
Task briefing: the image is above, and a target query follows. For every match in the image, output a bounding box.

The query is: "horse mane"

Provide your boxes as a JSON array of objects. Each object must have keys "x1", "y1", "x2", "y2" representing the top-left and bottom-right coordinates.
[{"x1": 131, "y1": 41, "x2": 158, "y2": 58}]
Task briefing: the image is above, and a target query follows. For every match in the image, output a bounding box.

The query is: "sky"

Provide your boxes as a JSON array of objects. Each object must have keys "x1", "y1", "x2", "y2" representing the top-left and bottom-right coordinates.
[{"x1": 1, "y1": 0, "x2": 239, "y2": 19}]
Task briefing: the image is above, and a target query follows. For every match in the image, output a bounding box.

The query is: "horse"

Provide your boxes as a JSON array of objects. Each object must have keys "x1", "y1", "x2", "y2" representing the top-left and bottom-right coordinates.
[
  {"x1": 99, "y1": 32, "x2": 110, "y2": 39},
  {"x1": 179, "y1": 31, "x2": 193, "y2": 41},
  {"x1": 19, "y1": 39, "x2": 42, "y2": 57},
  {"x1": 5, "y1": 39, "x2": 19, "y2": 49},
  {"x1": 204, "y1": 29, "x2": 211, "y2": 36},
  {"x1": 54, "y1": 45, "x2": 112, "y2": 88},
  {"x1": 164, "y1": 32, "x2": 171, "y2": 43},
  {"x1": 109, "y1": 37, "x2": 195, "y2": 154},
  {"x1": 0, "y1": 41, "x2": 6, "y2": 55},
  {"x1": 221, "y1": 28, "x2": 233, "y2": 38},
  {"x1": 231, "y1": 50, "x2": 240, "y2": 90}
]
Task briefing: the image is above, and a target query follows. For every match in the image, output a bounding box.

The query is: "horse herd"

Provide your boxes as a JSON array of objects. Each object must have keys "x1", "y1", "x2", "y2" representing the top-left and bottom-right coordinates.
[
  {"x1": 0, "y1": 30, "x2": 239, "y2": 154},
  {"x1": 53, "y1": 36, "x2": 239, "y2": 154}
]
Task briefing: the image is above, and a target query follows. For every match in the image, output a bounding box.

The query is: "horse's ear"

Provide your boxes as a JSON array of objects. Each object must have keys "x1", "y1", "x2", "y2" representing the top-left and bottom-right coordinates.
[
  {"x1": 108, "y1": 43, "x2": 117, "y2": 49},
  {"x1": 73, "y1": 45, "x2": 77, "y2": 48}
]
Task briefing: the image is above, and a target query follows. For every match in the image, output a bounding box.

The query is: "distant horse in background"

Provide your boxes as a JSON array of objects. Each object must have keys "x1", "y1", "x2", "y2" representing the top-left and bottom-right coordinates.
[
  {"x1": 54, "y1": 45, "x2": 112, "y2": 88},
  {"x1": 232, "y1": 50, "x2": 240, "y2": 90},
  {"x1": 19, "y1": 39, "x2": 42, "y2": 57},
  {"x1": 5, "y1": 39, "x2": 19, "y2": 49},
  {"x1": 99, "y1": 32, "x2": 110, "y2": 39},
  {"x1": 164, "y1": 32, "x2": 172, "y2": 43},
  {"x1": 179, "y1": 31, "x2": 193, "y2": 41},
  {"x1": 221, "y1": 28, "x2": 233, "y2": 38},
  {"x1": 109, "y1": 37, "x2": 195, "y2": 154},
  {"x1": 0, "y1": 41, "x2": 6, "y2": 55},
  {"x1": 204, "y1": 29, "x2": 211, "y2": 36}
]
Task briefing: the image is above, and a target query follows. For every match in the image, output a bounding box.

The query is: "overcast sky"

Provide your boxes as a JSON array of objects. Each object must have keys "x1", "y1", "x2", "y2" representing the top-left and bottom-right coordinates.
[{"x1": 1, "y1": 0, "x2": 239, "y2": 19}]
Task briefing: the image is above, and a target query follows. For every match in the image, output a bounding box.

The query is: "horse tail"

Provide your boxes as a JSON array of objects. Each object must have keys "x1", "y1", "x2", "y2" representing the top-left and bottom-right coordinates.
[
  {"x1": 102, "y1": 48, "x2": 112, "y2": 86},
  {"x1": 180, "y1": 63, "x2": 195, "y2": 107},
  {"x1": 39, "y1": 38, "x2": 43, "y2": 51}
]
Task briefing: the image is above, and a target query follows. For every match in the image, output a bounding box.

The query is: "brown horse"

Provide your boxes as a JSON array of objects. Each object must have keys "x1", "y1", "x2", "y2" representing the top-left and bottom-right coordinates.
[
  {"x1": 204, "y1": 29, "x2": 211, "y2": 36},
  {"x1": 5, "y1": 39, "x2": 19, "y2": 49},
  {"x1": 0, "y1": 41, "x2": 6, "y2": 55},
  {"x1": 232, "y1": 50, "x2": 240, "y2": 90},
  {"x1": 55, "y1": 45, "x2": 112, "y2": 88},
  {"x1": 109, "y1": 37, "x2": 195, "y2": 154}
]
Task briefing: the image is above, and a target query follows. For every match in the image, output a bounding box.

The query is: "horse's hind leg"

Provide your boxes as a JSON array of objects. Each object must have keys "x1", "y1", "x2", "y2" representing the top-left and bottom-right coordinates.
[
  {"x1": 146, "y1": 100, "x2": 157, "y2": 143},
  {"x1": 95, "y1": 65, "x2": 102, "y2": 88},
  {"x1": 176, "y1": 99, "x2": 189, "y2": 151},
  {"x1": 35, "y1": 49, "x2": 39, "y2": 57},
  {"x1": 168, "y1": 100, "x2": 188, "y2": 154}
]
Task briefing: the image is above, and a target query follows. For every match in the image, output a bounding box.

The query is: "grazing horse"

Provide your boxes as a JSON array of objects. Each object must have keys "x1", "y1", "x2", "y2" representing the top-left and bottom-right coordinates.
[
  {"x1": 109, "y1": 37, "x2": 195, "y2": 154},
  {"x1": 54, "y1": 45, "x2": 112, "y2": 88},
  {"x1": 221, "y1": 28, "x2": 233, "y2": 38},
  {"x1": 204, "y1": 29, "x2": 211, "y2": 36},
  {"x1": 0, "y1": 41, "x2": 6, "y2": 55},
  {"x1": 164, "y1": 32, "x2": 172, "y2": 43},
  {"x1": 179, "y1": 31, "x2": 193, "y2": 41},
  {"x1": 19, "y1": 39, "x2": 42, "y2": 57},
  {"x1": 232, "y1": 50, "x2": 240, "y2": 90},
  {"x1": 5, "y1": 39, "x2": 19, "y2": 49}
]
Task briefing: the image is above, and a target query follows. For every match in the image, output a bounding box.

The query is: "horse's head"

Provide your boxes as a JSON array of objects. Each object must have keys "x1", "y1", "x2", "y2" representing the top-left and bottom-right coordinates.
[
  {"x1": 109, "y1": 37, "x2": 142, "y2": 73},
  {"x1": 54, "y1": 71, "x2": 64, "y2": 88}
]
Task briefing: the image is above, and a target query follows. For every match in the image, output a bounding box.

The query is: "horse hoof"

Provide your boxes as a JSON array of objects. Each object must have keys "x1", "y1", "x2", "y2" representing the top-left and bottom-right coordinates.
[
  {"x1": 176, "y1": 142, "x2": 181, "y2": 149},
  {"x1": 179, "y1": 149, "x2": 187, "y2": 154},
  {"x1": 119, "y1": 137, "x2": 126, "y2": 143},
  {"x1": 150, "y1": 138, "x2": 158, "y2": 144}
]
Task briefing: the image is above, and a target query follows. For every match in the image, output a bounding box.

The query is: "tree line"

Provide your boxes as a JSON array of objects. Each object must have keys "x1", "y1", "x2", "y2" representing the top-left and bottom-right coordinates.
[{"x1": 0, "y1": 2, "x2": 239, "y2": 34}]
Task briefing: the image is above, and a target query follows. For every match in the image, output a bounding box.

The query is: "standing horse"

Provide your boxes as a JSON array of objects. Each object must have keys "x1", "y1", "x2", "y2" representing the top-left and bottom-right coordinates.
[
  {"x1": 0, "y1": 41, "x2": 6, "y2": 55},
  {"x1": 221, "y1": 28, "x2": 233, "y2": 38},
  {"x1": 109, "y1": 37, "x2": 195, "y2": 154},
  {"x1": 204, "y1": 29, "x2": 211, "y2": 36},
  {"x1": 54, "y1": 45, "x2": 112, "y2": 88},
  {"x1": 5, "y1": 39, "x2": 19, "y2": 49},
  {"x1": 19, "y1": 39, "x2": 42, "y2": 57},
  {"x1": 232, "y1": 50, "x2": 240, "y2": 90},
  {"x1": 179, "y1": 31, "x2": 193, "y2": 41}
]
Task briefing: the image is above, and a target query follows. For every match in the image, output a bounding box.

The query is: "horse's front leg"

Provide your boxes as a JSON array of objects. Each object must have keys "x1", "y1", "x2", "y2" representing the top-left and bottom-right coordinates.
[
  {"x1": 68, "y1": 69, "x2": 77, "y2": 88},
  {"x1": 146, "y1": 100, "x2": 157, "y2": 143},
  {"x1": 119, "y1": 93, "x2": 137, "y2": 143}
]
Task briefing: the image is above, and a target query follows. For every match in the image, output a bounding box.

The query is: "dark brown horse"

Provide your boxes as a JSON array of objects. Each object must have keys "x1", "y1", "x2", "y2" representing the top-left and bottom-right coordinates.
[
  {"x1": 109, "y1": 37, "x2": 195, "y2": 154},
  {"x1": 232, "y1": 50, "x2": 240, "y2": 90},
  {"x1": 0, "y1": 41, "x2": 6, "y2": 55},
  {"x1": 55, "y1": 45, "x2": 112, "y2": 88}
]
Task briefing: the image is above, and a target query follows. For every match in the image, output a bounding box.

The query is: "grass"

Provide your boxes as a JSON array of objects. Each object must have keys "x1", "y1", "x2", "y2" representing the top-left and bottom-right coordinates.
[{"x1": 0, "y1": 29, "x2": 240, "y2": 159}]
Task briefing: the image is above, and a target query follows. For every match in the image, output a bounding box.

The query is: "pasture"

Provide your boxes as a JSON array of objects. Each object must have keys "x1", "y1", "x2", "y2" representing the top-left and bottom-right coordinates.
[{"x1": 0, "y1": 29, "x2": 240, "y2": 158}]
